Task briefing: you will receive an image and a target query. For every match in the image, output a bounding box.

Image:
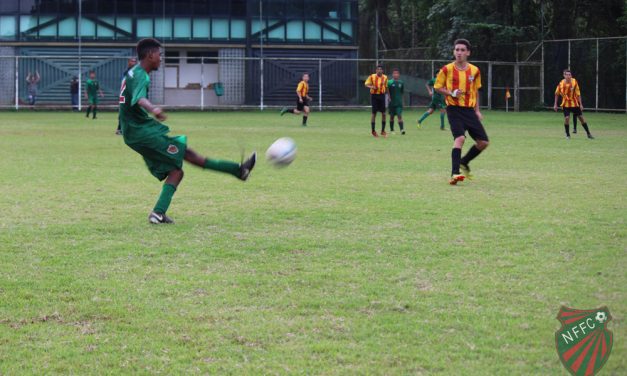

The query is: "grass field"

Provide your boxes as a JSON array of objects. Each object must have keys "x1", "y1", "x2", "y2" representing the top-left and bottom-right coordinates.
[{"x1": 0, "y1": 109, "x2": 625, "y2": 375}]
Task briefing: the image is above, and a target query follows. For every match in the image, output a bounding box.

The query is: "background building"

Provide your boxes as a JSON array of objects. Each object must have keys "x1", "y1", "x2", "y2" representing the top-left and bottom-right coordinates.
[{"x1": 0, "y1": 0, "x2": 359, "y2": 107}]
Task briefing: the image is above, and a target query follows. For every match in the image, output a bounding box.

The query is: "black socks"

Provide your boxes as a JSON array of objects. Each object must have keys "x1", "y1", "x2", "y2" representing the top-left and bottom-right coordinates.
[
  {"x1": 461, "y1": 145, "x2": 482, "y2": 166},
  {"x1": 451, "y1": 148, "x2": 462, "y2": 175}
]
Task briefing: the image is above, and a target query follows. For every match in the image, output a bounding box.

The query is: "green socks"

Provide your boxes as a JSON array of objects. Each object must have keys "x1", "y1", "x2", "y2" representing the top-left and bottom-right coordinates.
[
  {"x1": 440, "y1": 113, "x2": 445, "y2": 129},
  {"x1": 204, "y1": 158, "x2": 240, "y2": 177},
  {"x1": 418, "y1": 111, "x2": 430, "y2": 124},
  {"x1": 153, "y1": 183, "x2": 177, "y2": 214}
]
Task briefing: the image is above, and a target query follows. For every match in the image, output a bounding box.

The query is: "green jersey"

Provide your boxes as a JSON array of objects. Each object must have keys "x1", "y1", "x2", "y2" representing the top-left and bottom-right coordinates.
[
  {"x1": 387, "y1": 79, "x2": 404, "y2": 107},
  {"x1": 119, "y1": 65, "x2": 169, "y2": 144},
  {"x1": 86, "y1": 79, "x2": 99, "y2": 98},
  {"x1": 428, "y1": 78, "x2": 444, "y2": 103}
]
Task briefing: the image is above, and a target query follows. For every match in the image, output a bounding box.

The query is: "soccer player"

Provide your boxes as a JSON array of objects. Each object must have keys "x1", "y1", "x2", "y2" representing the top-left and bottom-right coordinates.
[
  {"x1": 365, "y1": 64, "x2": 388, "y2": 137},
  {"x1": 387, "y1": 68, "x2": 405, "y2": 135},
  {"x1": 553, "y1": 69, "x2": 594, "y2": 139},
  {"x1": 116, "y1": 57, "x2": 137, "y2": 135},
  {"x1": 417, "y1": 70, "x2": 446, "y2": 130},
  {"x1": 434, "y1": 39, "x2": 489, "y2": 185},
  {"x1": 85, "y1": 70, "x2": 104, "y2": 119},
  {"x1": 280, "y1": 72, "x2": 312, "y2": 126},
  {"x1": 119, "y1": 38, "x2": 257, "y2": 224}
]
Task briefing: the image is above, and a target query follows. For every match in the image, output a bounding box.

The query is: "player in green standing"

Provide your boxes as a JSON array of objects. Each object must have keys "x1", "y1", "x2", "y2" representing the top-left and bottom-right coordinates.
[
  {"x1": 417, "y1": 70, "x2": 446, "y2": 130},
  {"x1": 119, "y1": 38, "x2": 257, "y2": 224},
  {"x1": 387, "y1": 68, "x2": 405, "y2": 135},
  {"x1": 85, "y1": 70, "x2": 104, "y2": 119}
]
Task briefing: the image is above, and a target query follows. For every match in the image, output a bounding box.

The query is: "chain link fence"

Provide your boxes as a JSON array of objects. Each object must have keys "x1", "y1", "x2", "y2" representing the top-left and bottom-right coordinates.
[{"x1": 0, "y1": 37, "x2": 624, "y2": 112}]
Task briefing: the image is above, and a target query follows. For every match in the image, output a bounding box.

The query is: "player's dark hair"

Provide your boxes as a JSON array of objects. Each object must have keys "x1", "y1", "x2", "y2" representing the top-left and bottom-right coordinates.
[
  {"x1": 88, "y1": 70, "x2": 95, "y2": 74},
  {"x1": 454, "y1": 39, "x2": 471, "y2": 51},
  {"x1": 563, "y1": 68, "x2": 571, "y2": 73},
  {"x1": 392, "y1": 68, "x2": 400, "y2": 73},
  {"x1": 376, "y1": 64, "x2": 383, "y2": 69},
  {"x1": 137, "y1": 38, "x2": 162, "y2": 60}
]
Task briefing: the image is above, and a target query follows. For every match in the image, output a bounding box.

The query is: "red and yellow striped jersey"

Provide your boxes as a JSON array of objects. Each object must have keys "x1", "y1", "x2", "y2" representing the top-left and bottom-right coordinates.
[
  {"x1": 365, "y1": 74, "x2": 388, "y2": 95},
  {"x1": 434, "y1": 62, "x2": 482, "y2": 108},
  {"x1": 297, "y1": 80, "x2": 309, "y2": 98},
  {"x1": 555, "y1": 79, "x2": 581, "y2": 108}
]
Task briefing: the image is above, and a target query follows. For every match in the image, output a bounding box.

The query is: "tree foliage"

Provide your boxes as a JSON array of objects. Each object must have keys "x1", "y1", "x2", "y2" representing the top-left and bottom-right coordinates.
[{"x1": 359, "y1": 0, "x2": 627, "y2": 60}]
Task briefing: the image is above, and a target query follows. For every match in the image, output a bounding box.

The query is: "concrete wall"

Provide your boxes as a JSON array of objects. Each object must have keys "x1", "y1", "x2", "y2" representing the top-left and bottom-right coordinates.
[{"x1": 0, "y1": 47, "x2": 16, "y2": 107}]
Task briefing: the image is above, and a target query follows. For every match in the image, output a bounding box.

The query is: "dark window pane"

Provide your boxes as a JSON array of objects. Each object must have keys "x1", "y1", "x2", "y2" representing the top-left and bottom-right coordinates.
[
  {"x1": 230, "y1": 0, "x2": 245, "y2": 16},
  {"x1": 116, "y1": 0, "x2": 132, "y2": 13},
  {"x1": 20, "y1": 0, "x2": 38, "y2": 14},
  {"x1": 0, "y1": 1, "x2": 19, "y2": 12},
  {"x1": 136, "y1": 0, "x2": 155, "y2": 14},
  {"x1": 211, "y1": 1, "x2": 228, "y2": 16},
  {"x1": 306, "y1": 0, "x2": 339, "y2": 19},
  {"x1": 186, "y1": 50, "x2": 217, "y2": 64},
  {"x1": 165, "y1": 49, "x2": 179, "y2": 64},
  {"x1": 265, "y1": 0, "x2": 284, "y2": 18},
  {"x1": 286, "y1": 0, "x2": 303, "y2": 17}
]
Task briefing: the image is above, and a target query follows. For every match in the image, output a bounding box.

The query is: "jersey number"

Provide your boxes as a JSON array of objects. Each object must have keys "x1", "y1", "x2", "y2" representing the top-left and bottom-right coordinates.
[{"x1": 119, "y1": 78, "x2": 126, "y2": 104}]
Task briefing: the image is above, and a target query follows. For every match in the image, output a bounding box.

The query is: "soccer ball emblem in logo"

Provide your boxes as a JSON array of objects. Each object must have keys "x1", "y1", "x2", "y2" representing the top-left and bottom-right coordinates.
[{"x1": 595, "y1": 311, "x2": 607, "y2": 324}]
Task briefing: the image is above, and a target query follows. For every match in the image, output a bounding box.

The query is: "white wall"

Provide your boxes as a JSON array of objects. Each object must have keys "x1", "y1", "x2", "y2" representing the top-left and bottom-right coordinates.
[{"x1": 164, "y1": 50, "x2": 219, "y2": 106}]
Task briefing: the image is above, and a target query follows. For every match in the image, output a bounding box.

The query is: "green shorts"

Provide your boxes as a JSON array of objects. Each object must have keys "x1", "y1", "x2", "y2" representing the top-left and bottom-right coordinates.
[
  {"x1": 88, "y1": 96, "x2": 99, "y2": 105},
  {"x1": 127, "y1": 134, "x2": 188, "y2": 181},
  {"x1": 388, "y1": 105, "x2": 403, "y2": 116},
  {"x1": 429, "y1": 99, "x2": 445, "y2": 110}
]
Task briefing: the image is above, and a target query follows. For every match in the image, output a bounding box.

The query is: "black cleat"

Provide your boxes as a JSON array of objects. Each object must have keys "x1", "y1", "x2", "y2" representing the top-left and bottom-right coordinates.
[
  {"x1": 148, "y1": 211, "x2": 174, "y2": 224},
  {"x1": 573, "y1": 129, "x2": 577, "y2": 134},
  {"x1": 238, "y1": 151, "x2": 257, "y2": 181},
  {"x1": 587, "y1": 134, "x2": 595, "y2": 139}
]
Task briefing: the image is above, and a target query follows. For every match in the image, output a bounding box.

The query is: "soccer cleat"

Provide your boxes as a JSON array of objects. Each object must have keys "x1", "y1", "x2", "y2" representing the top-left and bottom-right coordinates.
[
  {"x1": 440, "y1": 127, "x2": 446, "y2": 131},
  {"x1": 115, "y1": 129, "x2": 122, "y2": 135},
  {"x1": 381, "y1": 131, "x2": 388, "y2": 138},
  {"x1": 238, "y1": 151, "x2": 257, "y2": 181},
  {"x1": 449, "y1": 174, "x2": 466, "y2": 185},
  {"x1": 280, "y1": 107, "x2": 288, "y2": 116},
  {"x1": 401, "y1": 130, "x2": 406, "y2": 135},
  {"x1": 460, "y1": 163, "x2": 473, "y2": 180},
  {"x1": 417, "y1": 121, "x2": 422, "y2": 129},
  {"x1": 587, "y1": 134, "x2": 595, "y2": 139},
  {"x1": 148, "y1": 211, "x2": 174, "y2": 224},
  {"x1": 573, "y1": 129, "x2": 577, "y2": 134},
  {"x1": 566, "y1": 135, "x2": 570, "y2": 140},
  {"x1": 371, "y1": 130, "x2": 379, "y2": 138}
]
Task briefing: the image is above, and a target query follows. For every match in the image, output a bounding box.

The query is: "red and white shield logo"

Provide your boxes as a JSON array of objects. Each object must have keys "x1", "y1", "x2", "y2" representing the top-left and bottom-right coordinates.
[{"x1": 167, "y1": 144, "x2": 178, "y2": 154}]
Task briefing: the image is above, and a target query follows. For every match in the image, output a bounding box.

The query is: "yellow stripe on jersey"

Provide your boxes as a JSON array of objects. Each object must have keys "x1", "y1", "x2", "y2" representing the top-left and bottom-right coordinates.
[
  {"x1": 365, "y1": 74, "x2": 388, "y2": 95},
  {"x1": 555, "y1": 79, "x2": 581, "y2": 108},
  {"x1": 297, "y1": 81, "x2": 308, "y2": 97},
  {"x1": 434, "y1": 62, "x2": 482, "y2": 108}
]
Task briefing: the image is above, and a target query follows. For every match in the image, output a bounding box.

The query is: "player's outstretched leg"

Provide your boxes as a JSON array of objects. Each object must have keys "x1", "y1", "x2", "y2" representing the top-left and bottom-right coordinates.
[
  {"x1": 460, "y1": 139, "x2": 489, "y2": 179},
  {"x1": 184, "y1": 148, "x2": 256, "y2": 181}
]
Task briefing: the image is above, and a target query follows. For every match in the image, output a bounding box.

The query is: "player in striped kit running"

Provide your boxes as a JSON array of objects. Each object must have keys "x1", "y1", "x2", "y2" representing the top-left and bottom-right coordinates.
[{"x1": 553, "y1": 69, "x2": 594, "y2": 139}]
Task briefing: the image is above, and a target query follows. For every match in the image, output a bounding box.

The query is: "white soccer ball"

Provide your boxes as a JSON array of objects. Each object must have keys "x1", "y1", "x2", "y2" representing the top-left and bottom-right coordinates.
[{"x1": 266, "y1": 137, "x2": 297, "y2": 167}]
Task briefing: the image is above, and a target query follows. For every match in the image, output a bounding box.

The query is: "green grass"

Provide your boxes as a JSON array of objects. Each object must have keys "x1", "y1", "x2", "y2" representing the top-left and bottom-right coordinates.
[{"x1": 0, "y1": 110, "x2": 625, "y2": 375}]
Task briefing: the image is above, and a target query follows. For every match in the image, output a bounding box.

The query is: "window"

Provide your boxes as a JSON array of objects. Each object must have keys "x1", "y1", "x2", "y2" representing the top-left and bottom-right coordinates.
[
  {"x1": 192, "y1": 18, "x2": 209, "y2": 38},
  {"x1": 58, "y1": 16, "x2": 76, "y2": 37},
  {"x1": 97, "y1": 16, "x2": 115, "y2": 38},
  {"x1": 186, "y1": 51, "x2": 217, "y2": 64},
  {"x1": 155, "y1": 17, "x2": 172, "y2": 39},
  {"x1": 231, "y1": 19, "x2": 245, "y2": 39},
  {"x1": 286, "y1": 20, "x2": 302, "y2": 41},
  {"x1": 211, "y1": 18, "x2": 228, "y2": 39},
  {"x1": 137, "y1": 18, "x2": 153, "y2": 37},
  {"x1": 165, "y1": 50, "x2": 180, "y2": 64},
  {"x1": 306, "y1": 0, "x2": 339, "y2": 19},
  {"x1": 0, "y1": 16, "x2": 16, "y2": 39},
  {"x1": 173, "y1": 18, "x2": 190, "y2": 38},
  {"x1": 304, "y1": 20, "x2": 320, "y2": 41}
]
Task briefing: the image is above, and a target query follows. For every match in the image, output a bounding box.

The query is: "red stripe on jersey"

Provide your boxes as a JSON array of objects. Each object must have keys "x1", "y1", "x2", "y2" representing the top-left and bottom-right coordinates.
[
  {"x1": 464, "y1": 69, "x2": 472, "y2": 106},
  {"x1": 452, "y1": 67, "x2": 460, "y2": 106}
]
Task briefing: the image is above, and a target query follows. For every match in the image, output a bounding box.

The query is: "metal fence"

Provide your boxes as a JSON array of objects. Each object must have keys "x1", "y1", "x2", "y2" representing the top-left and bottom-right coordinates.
[
  {"x1": 0, "y1": 55, "x2": 544, "y2": 111},
  {"x1": 0, "y1": 37, "x2": 625, "y2": 112}
]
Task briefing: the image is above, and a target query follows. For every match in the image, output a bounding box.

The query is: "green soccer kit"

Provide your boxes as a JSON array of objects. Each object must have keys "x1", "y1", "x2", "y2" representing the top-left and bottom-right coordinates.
[
  {"x1": 387, "y1": 79, "x2": 404, "y2": 116},
  {"x1": 86, "y1": 79, "x2": 100, "y2": 105},
  {"x1": 119, "y1": 65, "x2": 187, "y2": 181},
  {"x1": 427, "y1": 78, "x2": 445, "y2": 109}
]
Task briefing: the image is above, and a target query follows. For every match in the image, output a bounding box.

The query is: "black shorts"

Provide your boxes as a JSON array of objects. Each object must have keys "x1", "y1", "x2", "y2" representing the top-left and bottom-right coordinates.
[
  {"x1": 296, "y1": 98, "x2": 310, "y2": 111},
  {"x1": 563, "y1": 107, "x2": 582, "y2": 117},
  {"x1": 371, "y1": 94, "x2": 386, "y2": 114},
  {"x1": 446, "y1": 106, "x2": 489, "y2": 141}
]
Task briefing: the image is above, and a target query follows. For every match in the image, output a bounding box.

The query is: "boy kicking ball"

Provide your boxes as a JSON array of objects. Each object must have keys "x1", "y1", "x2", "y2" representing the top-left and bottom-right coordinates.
[{"x1": 120, "y1": 38, "x2": 256, "y2": 224}]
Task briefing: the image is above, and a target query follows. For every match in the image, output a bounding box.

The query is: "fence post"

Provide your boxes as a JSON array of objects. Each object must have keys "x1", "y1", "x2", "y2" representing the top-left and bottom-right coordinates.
[
  {"x1": 595, "y1": 38, "x2": 599, "y2": 111},
  {"x1": 540, "y1": 42, "x2": 545, "y2": 105},
  {"x1": 567, "y1": 40, "x2": 571, "y2": 68},
  {"x1": 260, "y1": 57, "x2": 264, "y2": 111},
  {"x1": 514, "y1": 63, "x2": 520, "y2": 112},
  {"x1": 14, "y1": 56, "x2": 18, "y2": 111},
  {"x1": 201, "y1": 57, "x2": 205, "y2": 111},
  {"x1": 318, "y1": 59, "x2": 322, "y2": 112},
  {"x1": 431, "y1": 60, "x2": 434, "y2": 78},
  {"x1": 487, "y1": 62, "x2": 492, "y2": 110}
]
